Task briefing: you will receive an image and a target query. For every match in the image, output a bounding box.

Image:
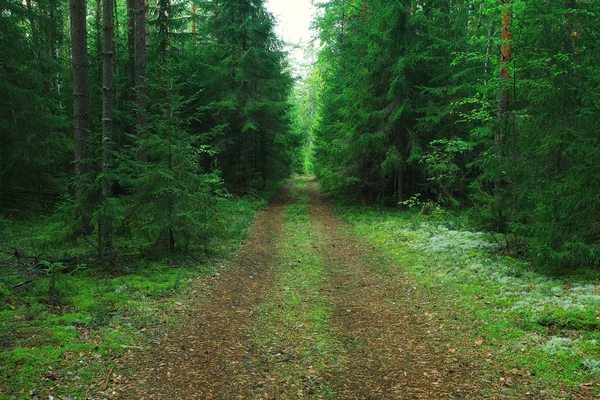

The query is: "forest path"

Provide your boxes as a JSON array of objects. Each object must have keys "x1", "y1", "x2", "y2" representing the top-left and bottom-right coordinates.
[{"x1": 117, "y1": 177, "x2": 488, "y2": 399}]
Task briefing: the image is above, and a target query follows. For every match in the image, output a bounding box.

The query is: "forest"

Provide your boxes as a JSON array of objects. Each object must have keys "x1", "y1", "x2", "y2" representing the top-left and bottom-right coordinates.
[
  {"x1": 1, "y1": 0, "x2": 302, "y2": 258},
  {"x1": 1, "y1": 0, "x2": 600, "y2": 398},
  {"x1": 305, "y1": 0, "x2": 600, "y2": 268}
]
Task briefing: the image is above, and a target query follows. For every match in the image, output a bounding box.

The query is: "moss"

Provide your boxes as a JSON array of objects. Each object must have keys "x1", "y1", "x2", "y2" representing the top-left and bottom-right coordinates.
[
  {"x1": 0, "y1": 195, "x2": 266, "y2": 399},
  {"x1": 339, "y1": 205, "x2": 600, "y2": 395}
]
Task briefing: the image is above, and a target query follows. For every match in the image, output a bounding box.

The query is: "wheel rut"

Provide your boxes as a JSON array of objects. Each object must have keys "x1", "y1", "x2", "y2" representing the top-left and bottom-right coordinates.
[
  {"x1": 118, "y1": 186, "x2": 289, "y2": 399},
  {"x1": 116, "y1": 178, "x2": 492, "y2": 399},
  {"x1": 307, "y1": 179, "x2": 487, "y2": 399}
]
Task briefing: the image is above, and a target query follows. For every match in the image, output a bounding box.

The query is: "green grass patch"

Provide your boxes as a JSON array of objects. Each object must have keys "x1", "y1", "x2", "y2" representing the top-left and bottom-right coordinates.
[
  {"x1": 338, "y1": 206, "x2": 600, "y2": 397},
  {"x1": 0, "y1": 195, "x2": 266, "y2": 400},
  {"x1": 254, "y1": 191, "x2": 342, "y2": 398}
]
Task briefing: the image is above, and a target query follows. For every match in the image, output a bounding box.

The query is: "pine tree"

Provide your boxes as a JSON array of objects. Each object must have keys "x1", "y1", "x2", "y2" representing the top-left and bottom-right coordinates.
[
  {"x1": 69, "y1": 0, "x2": 91, "y2": 201},
  {"x1": 135, "y1": 0, "x2": 148, "y2": 161},
  {"x1": 99, "y1": 0, "x2": 115, "y2": 257}
]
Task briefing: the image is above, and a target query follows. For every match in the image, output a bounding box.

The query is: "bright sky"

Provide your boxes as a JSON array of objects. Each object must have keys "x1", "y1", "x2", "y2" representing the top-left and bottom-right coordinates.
[
  {"x1": 266, "y1": 0, "x2": 315, "y2": 44},
  {"x1": 265, "y1": 0, "x2": 316, "y2": 77}
]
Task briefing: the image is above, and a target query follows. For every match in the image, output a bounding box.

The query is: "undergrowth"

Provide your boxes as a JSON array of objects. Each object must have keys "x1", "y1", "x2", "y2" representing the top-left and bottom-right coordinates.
[
  {"x1": 339, "y1": 206, "x2": 600, "y2": 397},
  {"x1": 0, "y1": 195, "x2": 267, "y2": 400}
]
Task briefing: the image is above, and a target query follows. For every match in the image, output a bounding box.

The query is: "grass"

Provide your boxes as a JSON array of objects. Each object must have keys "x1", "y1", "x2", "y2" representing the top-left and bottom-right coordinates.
[
  {"x1": 253, "y1": 178, "x2": 342, "y2": 398},
  {"x1": 339, "y1": 205, "x2": 600, "y2": 397},
  {"x1": 0, "y1": 194, "x2": 267, "y2": 400}
]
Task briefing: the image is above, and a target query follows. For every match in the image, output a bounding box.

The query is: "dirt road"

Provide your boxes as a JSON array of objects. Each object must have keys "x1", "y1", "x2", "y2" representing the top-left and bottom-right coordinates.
[{"x1": 116, "y1": 178, "x2": 488, "y2": 399}]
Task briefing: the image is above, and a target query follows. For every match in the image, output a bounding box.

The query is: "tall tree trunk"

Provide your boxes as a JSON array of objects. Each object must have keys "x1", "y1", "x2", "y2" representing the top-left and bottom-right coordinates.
[
  {"x1": 496, "y1": 0, "x2": 512, "y2": 148},
  {"x1": 69, "y1": 0, "x2": 91, "y2": 200},
  {"x1": 0, "y1": 134, "x2": 8, "y2": 197},
  {"x1": 191, "y1": 1, "x2": 197, "y2": 33},
  {"x1": 361, "y1": 0, "x2": 367, "y2": 24},
  {"x1": 49, "y1": 0, "x2": 63, "y2": 100},
  {"x1": 396, "y1": 167, "x2": 404, "y2": 202},
  {"x1": 167, "y1": 96, "x2": 175, "y2": 253},
  {"x1": 127, "y1": 0, "x2": 136, "y2": 98},
  {"x1": 135, "y1": 0, "x2": 148, "y2": 161},
  {"x1": 495, "y1": 0, "x2": 512, "y2": 231},
  {"x1": 96, "y1": 0, "x2": 102, "y2": 87},
  {"x1": 561, "y1": 0, "x2": 574, "y2": 116},
  {"x1": 100, "y1": 0, "x2": 115, "y2": 257}
]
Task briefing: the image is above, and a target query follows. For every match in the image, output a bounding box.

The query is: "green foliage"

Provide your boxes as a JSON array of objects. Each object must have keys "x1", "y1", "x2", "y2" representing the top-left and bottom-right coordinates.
[
  {"x1": 0, "y1": 0, "x2": 70, "y2": 201},
  {"x1": 310, "y1": 0, "x2": 600, "y2": 268},
  {"x1": 194, "y1": 0, "x2": 296, "y2": 189},
  {"x1": 420, "y1": 139, "x2": 474, "y2": 207},
  {"x1": 124, "y1": 62, "x2": 228, "y2": 253},
  {"x1": 0, "y1": 194, "x2": 264, "y2": 399},
  {"x1": 0, "y1": 0, "x2": 299, "y2": 261}
]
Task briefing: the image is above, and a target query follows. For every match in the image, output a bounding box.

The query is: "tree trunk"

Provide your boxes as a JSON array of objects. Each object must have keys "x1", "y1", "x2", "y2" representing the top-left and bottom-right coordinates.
[
  {"x1": 494, "y1": 0, "x2": 512, "y2": 231},
  {"x1": 96, "y1": 0, "x2": 102, "y2": 88},
  {"x1": 396, "y1": 166, "x2": 404, "y2": 202},
  {"x1": 496, "y1": 0, "x2": 512, "y2": 148},
  {"x1": 135, "y1": 0, "x2": 148, "y2": 161},
  {"x1": 0, "y1": 134, "x2": 9, "y2": 197},
  {"x1": 561, "y1": 0, "x2": 574, "y2": 116},
  {"x1": 49, "y1": 0, "x2": 64, "y2": 102},
  {"x1": 100, "y1": 0, "x2": 115, "y2": 257},
  {"x1": 69, "y1": 0, "x2": 91, "y2": 200},
  {"x1": 361, "y1": 0, "x2": 367, "y2": 24},
  {"x1": 127, "y1": 0, "x2": 136, "y2": 98},
  {"x1": 168, "y1": 101, "x2": 175, "y2": 253},
  {"x1": 192, "y1": 1, "x2": 196, "y2": 33}
]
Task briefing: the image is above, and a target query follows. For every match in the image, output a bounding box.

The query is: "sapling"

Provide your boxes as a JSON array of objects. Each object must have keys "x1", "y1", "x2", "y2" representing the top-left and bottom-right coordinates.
[{"x1": 42, "y1": 261, "x2": 66, "y2": 304}]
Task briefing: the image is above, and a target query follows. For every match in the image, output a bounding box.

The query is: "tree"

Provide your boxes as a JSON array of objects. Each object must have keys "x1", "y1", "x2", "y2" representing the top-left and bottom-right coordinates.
[
  {"x1": 202, "y1": 0, "x2": 295, "y2": 189},
  {"x1": 127, "y1": 0, "x2": 136, "y2": 99},
  {"x1": 99, "y1": 0, "x2": 115, "y2": 256},
  {"x1": 1, "y1": 0, "x2": 299, "y2": 261},
  {"x1": 69, "y1": 0, "x2": 91, "y2": 200},
  {"x1": 135, "y1": 0, "x2": 148, "y2": 161},
  {"x1": 496, "y1": 0, "x2": 512, "y2": 164}
]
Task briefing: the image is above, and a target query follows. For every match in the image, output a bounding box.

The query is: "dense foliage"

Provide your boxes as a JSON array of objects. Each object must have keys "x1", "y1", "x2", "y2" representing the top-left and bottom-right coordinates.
[
  {"x1": 2, "y1": 0, "x2": 600, "y2": 268},
  {"x1": 0, "y1": 0, "x2": 298, "y2": 257},
  {"x1": 311, "y1": 0, "x2": 600, "y2": 268}
]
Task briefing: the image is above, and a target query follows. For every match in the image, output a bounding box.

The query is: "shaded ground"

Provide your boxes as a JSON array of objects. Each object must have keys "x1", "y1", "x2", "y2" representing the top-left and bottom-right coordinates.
[{"x1": 114, "y1": 178, "x2": 496, "y2": 399}]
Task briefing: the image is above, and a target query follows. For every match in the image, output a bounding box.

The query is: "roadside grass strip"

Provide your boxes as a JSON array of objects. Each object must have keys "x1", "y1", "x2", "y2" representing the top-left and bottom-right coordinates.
[
  {"x1": 340, "y1": 207, "x2": 600, "y2": 397},
  {"x1": 253, "y1": 185, "x2": 342, "y2": 398}
]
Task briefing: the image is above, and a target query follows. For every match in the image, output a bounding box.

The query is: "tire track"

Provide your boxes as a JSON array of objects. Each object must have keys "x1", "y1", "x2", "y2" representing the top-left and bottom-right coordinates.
[
  {"x1": 307, "y1": 179, "x2": 488, "y2": 399},
  {"x1": 118, "y1": 187, "x2": 290, "y2": 399}
]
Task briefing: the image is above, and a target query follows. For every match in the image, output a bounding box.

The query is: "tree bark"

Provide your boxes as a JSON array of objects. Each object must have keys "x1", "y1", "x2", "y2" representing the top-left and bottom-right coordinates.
[
  {"x1": 561, "y1": 0, "x2": 574, "y2": 116},
  {"x1": 496, "y1": 0, "x2": 512, "y2": 148},
  {"x1": 192, "y1": 1, "x2": 197, "y2": 33},
  {"x1": 69, "y1": 0, "x2": 91, "y2": 200},
  {"x1": 495, "y1": 0, "x2": 513, "y2": 230},
  {"x1": 135, "y1": 0, "x2": 148, "y2": 161},
  {"x1": 96, "y1": 0, "x2": 102, "y2": 87},
  {"x1": 127, "y1": 0, "x2": 136, "y2": 98},
  {"x1": 100, "y1": 0, "x2": 115, "y2": 255}
]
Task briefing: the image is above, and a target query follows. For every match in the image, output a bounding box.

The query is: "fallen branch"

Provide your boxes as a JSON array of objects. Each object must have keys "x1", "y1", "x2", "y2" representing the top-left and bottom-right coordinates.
[
  {"x1": 120, "y1": 344, "x2": 144, "y2": 350},
  {"x1": 11, "y1": 280, "x2": 32, "y2": 288},
  {"x1": 102, "y1": 364, "x2": 116, "y2": 391}
]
